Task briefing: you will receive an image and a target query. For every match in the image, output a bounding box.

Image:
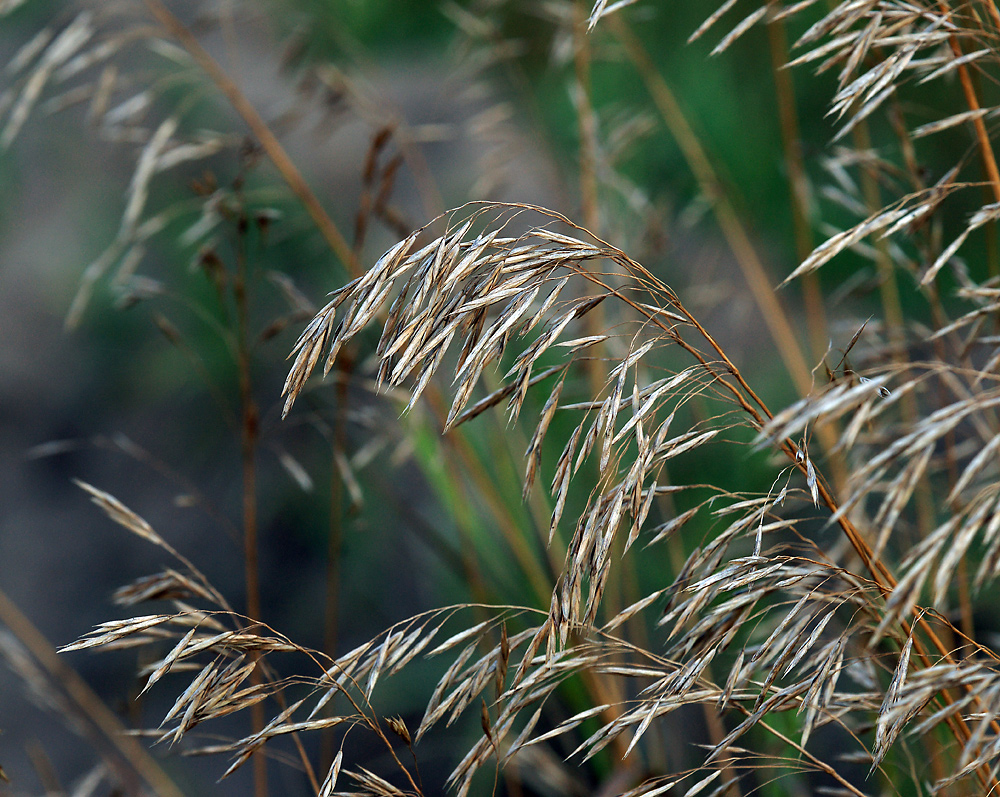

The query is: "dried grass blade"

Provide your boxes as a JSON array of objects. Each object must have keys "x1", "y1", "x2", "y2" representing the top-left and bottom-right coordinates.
[
  {"x1": 912, "y1": 108, "x2": 993, "y2": 139},
  {"x1": 2, "y1": 11, "x2": 94, "y2": 147},
  {"x1": 688, "y1": 0, "x2": 742, "y2": 44},
  {"x1": 74, "y1": 480, "x2": 166, "y2": 548},
  {"x1": 710, "y1": 7, "x2": 768, "y2": 56}
]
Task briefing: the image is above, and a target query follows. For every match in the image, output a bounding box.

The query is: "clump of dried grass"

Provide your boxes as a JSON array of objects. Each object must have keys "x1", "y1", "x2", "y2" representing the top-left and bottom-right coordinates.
[{"x1": 8, "y1": 0, "x2": 1000, "y2": 795}]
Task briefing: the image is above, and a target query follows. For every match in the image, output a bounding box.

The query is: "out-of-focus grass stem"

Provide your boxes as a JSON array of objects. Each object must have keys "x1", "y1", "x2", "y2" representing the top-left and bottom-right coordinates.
[
  {"x1": 610, "y1": 14, "x2": 814, "y2": 401},
  {"x1": 0, "y1": 587, "x2": 184, "y2": 797},
  {"x1": 143, "y1": 0, "x2": 361, "y2": 278},
  {"x1": 234, "y1": 212, "x2": 266, "y2": 797},
  {"x1": 766, "y1": 15, "x2": 827, "y2": 364},
  {"x1": 766, "y1": 13, "x2": 848, "y2": 495},
  {"x1": 937, "y1": 1, "x2": 1000, "y2": 207},
  {"x1": 574, "y1": 1, "x2": 609, "y2": 398}
]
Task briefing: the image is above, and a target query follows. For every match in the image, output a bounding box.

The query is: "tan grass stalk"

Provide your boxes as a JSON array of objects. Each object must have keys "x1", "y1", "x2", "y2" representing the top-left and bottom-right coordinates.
[
  {"x1": 233, "y1": 220, "x2": 267, "y2": 797},
  {"x1": 142, "y1": 0, "x2": 361, "y2": 277},
  {"x1": 608, "y1": 14, "x2": 815, "y2": 401},
  {"x1": 766, "y1": 15, "x2": 829, "y2": 365},
  {"x1": 0, "y1": 588, "x2": 184, "y2": 797},
  {"x1": 764, "y1": 12, "x2": 849, "y2": 497},
  {"x1": 320, "y1": 360, "x2": 349, "y2": 773},
  {"x1": 572, "y1": 0, "x2": 610, "y2": 399},
  {"x1": 936, "y1": 0, "x2": 1000, "y2": 204}
]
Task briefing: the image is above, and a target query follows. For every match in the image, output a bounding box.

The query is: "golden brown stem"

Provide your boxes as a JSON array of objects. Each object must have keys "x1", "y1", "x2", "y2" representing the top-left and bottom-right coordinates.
[
  {"x1": 765, "y1": 13, "x2": 850, "y2": 497},
  {"x1": 143, "y1": 0, "x2": 360, "y2": 277},
  {"x1": 573, "y1": 1, "x2": 609, "y2": 397},
  {"x1": 982, "y1": 0, "x2": 1000, "y2": 30},
  {"x1": 766, "y1": 15, "x2": 828, "y2": 364},
  {"x1": 0, "y1": 588, "x2": 184, "y2": 797},
  {"x1": 234, "y1": 216, "x2": 266, "y2": 797},
  {"x1": 573, "y1": 3, "x2": 600, "y2": 237},
  {"x1": 937, "y1": 1, "x2": 1000, "y2": 203},
  {"x1": 321, "y1": 359, "x2": 350, "y2": 771},
  {"x1": 610, "y1": 15, "x2": 814, "y2": 400}
]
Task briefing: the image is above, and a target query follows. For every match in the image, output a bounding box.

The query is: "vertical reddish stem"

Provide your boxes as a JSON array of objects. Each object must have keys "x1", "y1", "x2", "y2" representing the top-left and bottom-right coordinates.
[{"x1": 235, "y1": 214, "x2": 266, "y2": 797}]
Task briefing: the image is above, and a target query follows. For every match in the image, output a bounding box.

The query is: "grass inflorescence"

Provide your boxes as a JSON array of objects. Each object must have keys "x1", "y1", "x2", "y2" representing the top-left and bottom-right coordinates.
[{"x1": 6, "y1": 1, "x2": 1000, "y2": 795}]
